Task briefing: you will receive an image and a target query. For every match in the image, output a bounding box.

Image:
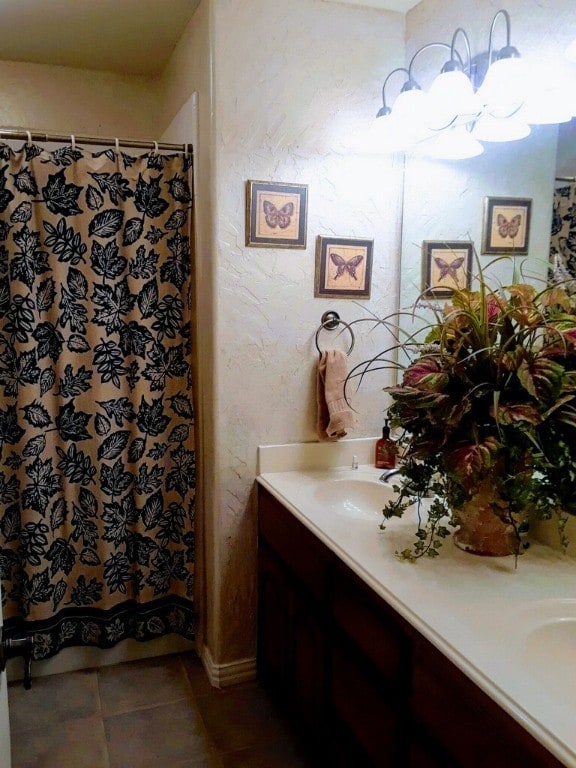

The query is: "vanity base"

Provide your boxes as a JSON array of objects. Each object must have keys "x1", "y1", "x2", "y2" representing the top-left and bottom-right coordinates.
[{"x1": 257, "y1": 486, "x2": 564, "y2": 768}]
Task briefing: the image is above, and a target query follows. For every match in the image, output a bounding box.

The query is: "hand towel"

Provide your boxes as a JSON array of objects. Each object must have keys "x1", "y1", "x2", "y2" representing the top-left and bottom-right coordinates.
[{"x1": 317, "y1": 349, "x2": 355, "y2": 441}]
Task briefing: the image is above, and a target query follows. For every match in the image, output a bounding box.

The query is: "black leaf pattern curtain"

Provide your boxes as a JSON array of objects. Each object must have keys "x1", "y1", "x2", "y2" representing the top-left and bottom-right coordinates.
[
  {"x1": 0, "y1": 142, "x2": 196, "y2": 659},
  {"x1": 550, "y1": 182, "x2": 576, "y2": 292}
]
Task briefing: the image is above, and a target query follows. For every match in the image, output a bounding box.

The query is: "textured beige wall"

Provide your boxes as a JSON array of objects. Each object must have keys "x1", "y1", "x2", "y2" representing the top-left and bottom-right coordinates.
[
  {"x1": 0, "y1": 59, "x2": 160, "y2": 137},
  {"x1": 210, "y1": 0, "x2": 406, "y2": 662},
  {"x1": 157, "y1": 0, "x2": 215, "y2": 655}
]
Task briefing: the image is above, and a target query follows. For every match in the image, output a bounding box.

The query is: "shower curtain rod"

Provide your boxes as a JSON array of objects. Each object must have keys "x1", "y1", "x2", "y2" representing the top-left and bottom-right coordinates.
[
  {"x1": 556, "y1": 175, "x2": 576, "y2": 181},
  {"x1": 0, "y1": 128, "x2": 192, "y2": 154}
]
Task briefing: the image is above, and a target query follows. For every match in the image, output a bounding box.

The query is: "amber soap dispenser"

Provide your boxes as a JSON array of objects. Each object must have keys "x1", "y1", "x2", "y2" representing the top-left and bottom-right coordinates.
[{"x1": 375, "y1": 419, "x2": 396, "y2": 469}]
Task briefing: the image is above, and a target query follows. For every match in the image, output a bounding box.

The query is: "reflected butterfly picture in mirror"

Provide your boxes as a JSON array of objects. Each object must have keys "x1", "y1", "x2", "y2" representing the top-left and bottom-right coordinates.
[{"x1": 482, "y1": 197, "x2": 532, "y2": 255}]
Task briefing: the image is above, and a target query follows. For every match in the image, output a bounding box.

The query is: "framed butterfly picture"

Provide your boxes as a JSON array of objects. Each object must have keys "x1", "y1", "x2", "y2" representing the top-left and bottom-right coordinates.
[
  {"x1": 315, "y1": 236, "x2": 373, "y2": 299},
  {"x1": 245, "y1": 180, "x2": 308, "y2": 248},
  {"x1": 422, "y1": 241, "x2": 473, "y2": 298},
  {"x1": 482, "y1": 196, "x2": 532, "y2": 255}
]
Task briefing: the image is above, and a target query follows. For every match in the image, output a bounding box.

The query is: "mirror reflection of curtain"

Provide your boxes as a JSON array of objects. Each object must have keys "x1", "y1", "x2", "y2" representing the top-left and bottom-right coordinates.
[
  {"x1": 0, "y1": 141, "x2": 196, "y2": 660},
  {"x1": 550, "y1": 182, "x2": 576, "y2": 291}
]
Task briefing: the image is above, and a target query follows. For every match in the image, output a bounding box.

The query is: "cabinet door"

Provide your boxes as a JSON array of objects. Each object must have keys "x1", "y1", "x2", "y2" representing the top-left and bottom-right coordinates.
[
  {"x1": 291, "y1": 586, "x2": 326, "y2": 731},
  {"x1": 258, "y1": 537, "x2": 328, "y2": 733},
  {"x1": 257, "y1": 540, "x2": 294, "y2": 698},
  {"x1": 330, "y1": 636, "x2": 409, "y2": 767},
  {"x1": 329, "y1": 562, "x2": 411, "y2": 767}
]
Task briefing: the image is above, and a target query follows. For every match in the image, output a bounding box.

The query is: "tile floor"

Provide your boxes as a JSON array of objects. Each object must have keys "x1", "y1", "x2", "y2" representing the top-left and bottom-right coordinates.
[{"x1": 8, "y1": 652, "x2": 316, "y2": 768}]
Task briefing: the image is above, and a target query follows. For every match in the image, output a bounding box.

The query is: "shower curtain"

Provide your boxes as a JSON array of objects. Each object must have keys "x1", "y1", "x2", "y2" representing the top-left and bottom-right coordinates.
[
  {"x1": 550, "y1": 182, "x2": 576, "y2": 290},
  {"x1": 0, "y1": 140, "x2": 196, "y2": 659}
]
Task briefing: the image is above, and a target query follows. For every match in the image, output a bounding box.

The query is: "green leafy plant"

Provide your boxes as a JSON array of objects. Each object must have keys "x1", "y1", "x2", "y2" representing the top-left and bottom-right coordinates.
[{"x1": 348, "y1": 258, "x2": 576, "y2": 560}]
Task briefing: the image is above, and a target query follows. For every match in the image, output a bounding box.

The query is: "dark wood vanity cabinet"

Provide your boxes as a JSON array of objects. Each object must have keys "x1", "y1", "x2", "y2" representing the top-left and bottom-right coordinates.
[{"x1": 257, "y1": 486, "x2": 565, "y2": 768}]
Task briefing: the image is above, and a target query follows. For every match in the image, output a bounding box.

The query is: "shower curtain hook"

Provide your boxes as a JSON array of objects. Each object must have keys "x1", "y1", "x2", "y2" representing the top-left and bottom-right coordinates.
[
  {"x1": 153, "y1": 141, "x2": 159, "y2": 153},
  {"x1": 70, "y1": 134, "x2": 76, "y2": 151},
  {"x1": 25, "y1": 131, "x2": 32, "y2": 145},
  {"x1": 114, "y1": 137, "x2": 120, "y2": 153}
]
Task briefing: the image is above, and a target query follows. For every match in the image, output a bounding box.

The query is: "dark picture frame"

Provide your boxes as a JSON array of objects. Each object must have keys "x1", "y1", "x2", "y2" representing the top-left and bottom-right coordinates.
[
  {"x1": 422, "y1": 241, "x2": 473, "y2": 298},
  {"x1": 314, "y1": 236, "x2": 373, "y2": 299},
  {"x1": 245, "y1": 180, "x2": 308, "y2": 248},
  {"x1": 482, "y1": 196, "x2": 532, "y2": 255}
]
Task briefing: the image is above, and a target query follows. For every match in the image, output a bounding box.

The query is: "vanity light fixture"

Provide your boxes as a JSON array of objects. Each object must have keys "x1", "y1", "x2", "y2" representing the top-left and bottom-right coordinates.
[
  {"x1": 426, "y1": 28, "x2": 480, "y2": 130},
  {"x1": 375, "y1": 8, "x2": 575, "y2": 159},
  {"x1": 421, "y1": 125, "x2": 484, "y2": 160},
  {"x1": 476, "y1": 9, "x2": 527, "y2": 119}
]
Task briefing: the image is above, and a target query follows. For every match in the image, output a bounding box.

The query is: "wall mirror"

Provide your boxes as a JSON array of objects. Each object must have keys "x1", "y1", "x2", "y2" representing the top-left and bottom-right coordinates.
[
  {"x1": 398, "y1": 6, "x2": 576, "y2": 325},
  {"x1": 398, "y1": 122, "x2": 573, "y2": 315}
]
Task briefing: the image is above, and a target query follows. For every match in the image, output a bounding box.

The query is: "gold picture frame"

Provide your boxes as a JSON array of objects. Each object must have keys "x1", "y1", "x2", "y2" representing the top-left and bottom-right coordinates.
[
  {"x1": 314, "y1": 236, "x2": 373, "y2": 299},
  {"x1": 245, "y1": 180, "x2": 308, "y2": 248},
  {"x1": 482, "y1": 196, "x2": 532, "y2": 255},
  {"x1": 422, "y1": 241, "x2": 473, "y2": 298}
]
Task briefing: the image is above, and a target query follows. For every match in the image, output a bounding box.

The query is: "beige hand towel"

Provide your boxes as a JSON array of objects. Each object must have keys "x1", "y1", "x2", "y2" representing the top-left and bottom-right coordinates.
[{"x1": 317, "y1": 350, "x2": 355, "y2": 441}]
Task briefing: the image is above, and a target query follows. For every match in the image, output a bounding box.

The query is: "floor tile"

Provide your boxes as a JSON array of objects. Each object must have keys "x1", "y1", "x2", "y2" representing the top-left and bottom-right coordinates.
[
  {"x1": 219, "y1": 738, "x2": 316, "y2": 768},
  {"x1": 98, "y1": 654, "x2": 191, "y2": 717},
  {"x1": 11, "y1": 713, "x2": 109, "y2": 768},
  {"x1": 193, "y1": 682, "x2": 295, "y2": 753},
  {"x1": 8, "y1": 669, "x2": 100, "y2": 734},
  {"x1": 181, "y1": 651, "x2": 216, "y2": 697},
  {"x1": 104, "y1": 699, "x2": 213, "y2": 768}
]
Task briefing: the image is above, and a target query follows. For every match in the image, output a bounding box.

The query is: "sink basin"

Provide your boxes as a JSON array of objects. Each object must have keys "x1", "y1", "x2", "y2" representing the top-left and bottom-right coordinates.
[
  {"x1": 509, "y1": 599, "x2": 576, "y2": 706},
  {"x1": 313, "y1": 476, "x2": 397, "y2": 521}
]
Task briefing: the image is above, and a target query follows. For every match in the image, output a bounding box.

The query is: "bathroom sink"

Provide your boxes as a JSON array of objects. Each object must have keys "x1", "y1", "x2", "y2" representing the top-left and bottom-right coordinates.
[
  {"x1": 313, "y1": 476, "x2": 397, "y2": 521},
  {"x1": 508, "y1": 599, "x2": 576, "y2": 705}
]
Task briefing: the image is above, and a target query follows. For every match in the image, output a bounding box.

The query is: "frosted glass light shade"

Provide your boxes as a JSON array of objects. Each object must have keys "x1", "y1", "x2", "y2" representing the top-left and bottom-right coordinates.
[
  {"x1": 471, "y1": 114, "x2": 531, "y2": 142},
  {"x1": 375, "y1": 114, "x2": 419, "y2": 153},
  {"x1": 519, "y1": 90, "x2": 573, "y2": 125},
  {"x1": 421, "y1": 127, "x2": 484, "y2": 160},
  {"x1": 477, "y1": 57, "x2": 529, "y2": 118},
  {"x1": 392, "y1": 88, "x2": 430, "y2": 125},
  {"x1": 427, "y1": 70, "x2": 481, "y2": 129}
]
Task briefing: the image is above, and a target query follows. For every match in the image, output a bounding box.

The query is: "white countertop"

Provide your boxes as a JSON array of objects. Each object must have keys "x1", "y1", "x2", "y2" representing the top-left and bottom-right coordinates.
[{"x1": 257, "y1": 440, "x2": 576, "y2": 768}]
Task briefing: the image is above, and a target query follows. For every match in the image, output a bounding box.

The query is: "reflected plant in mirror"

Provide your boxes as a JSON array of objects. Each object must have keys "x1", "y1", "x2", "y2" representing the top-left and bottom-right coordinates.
[{"x1": 348, "y1": 255, "x2": 576, "y2": 562}]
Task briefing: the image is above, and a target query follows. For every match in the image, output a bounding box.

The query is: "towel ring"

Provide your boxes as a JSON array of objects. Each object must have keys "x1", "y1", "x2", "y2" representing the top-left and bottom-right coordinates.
[{"x1": 315, "y1": 311, "x2": 355, "y2": 356}]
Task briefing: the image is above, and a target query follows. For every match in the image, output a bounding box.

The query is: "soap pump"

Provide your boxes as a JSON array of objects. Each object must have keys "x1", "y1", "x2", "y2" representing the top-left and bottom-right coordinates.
[{"x1": 375, "y1": 419, "x2": 397, "y2": 470}]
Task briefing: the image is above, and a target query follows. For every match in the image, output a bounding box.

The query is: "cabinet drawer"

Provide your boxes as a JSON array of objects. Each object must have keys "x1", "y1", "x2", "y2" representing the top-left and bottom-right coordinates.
[
  {"x1": 258, "y1": 487, "x2": 332, "y2": 599},
  {"x1": 331, "y1": 562, "x2": 411, "y2": 685}
]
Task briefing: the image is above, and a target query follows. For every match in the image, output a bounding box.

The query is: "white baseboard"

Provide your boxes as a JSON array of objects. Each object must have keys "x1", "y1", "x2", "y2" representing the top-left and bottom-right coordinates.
[
  {"x1": 199, "y1": 644, "x2": 257, "y2": 688},
  {"x1": 8, "y1": 635, "x2": 195, "y2": 682}
]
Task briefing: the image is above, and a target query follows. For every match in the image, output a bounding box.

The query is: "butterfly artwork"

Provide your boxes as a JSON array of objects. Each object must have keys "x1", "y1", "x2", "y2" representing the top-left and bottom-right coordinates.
[
  {"x1": 262, "y1": 200, "x2": 294, "y2": 229},
  {"x1": 330, "y1": 252, "x2": 364, "y2": 280},
  {"x1": 482, "y1": 199, "x2": 531, "y2": 255},
  {"x1": 246, "y1": 181, "x2": 307, "y2": 248},
  {"x1": 496, "y1": 213, "x2": 522, "y2": 240},
  {"x1": 433, "y1": 256, "x2": 465, "y2": 281}
]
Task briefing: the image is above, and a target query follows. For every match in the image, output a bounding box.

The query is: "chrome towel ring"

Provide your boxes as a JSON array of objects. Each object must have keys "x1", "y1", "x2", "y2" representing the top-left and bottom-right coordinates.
[{"x1": 315, "y1": 311, "x2": 355, "y2": 356}]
